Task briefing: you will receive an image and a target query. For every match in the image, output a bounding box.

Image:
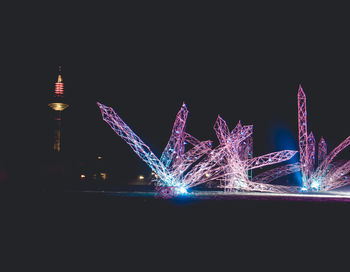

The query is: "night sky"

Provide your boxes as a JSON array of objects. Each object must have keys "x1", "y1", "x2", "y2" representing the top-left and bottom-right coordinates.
[{"x1": 2, "y1": 2, "x2": 350, "y2": 182}]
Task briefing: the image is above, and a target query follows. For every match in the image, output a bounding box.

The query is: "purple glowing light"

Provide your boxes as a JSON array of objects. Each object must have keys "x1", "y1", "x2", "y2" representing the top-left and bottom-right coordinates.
[
  {"x1": 297, "y1": 85, "x2": 350, "y2": 191},
  {"x1": 97, "y1": 102, "x2": 214, "y2": 196},
  {"x1": 210, "y1": 115, "x2": 299, "y2": 192}
]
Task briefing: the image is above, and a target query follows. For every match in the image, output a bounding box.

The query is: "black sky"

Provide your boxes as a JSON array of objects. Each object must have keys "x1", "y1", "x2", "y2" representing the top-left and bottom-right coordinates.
[{"x1": 2, "y1": 2, "x2": 350, "y2": 181}]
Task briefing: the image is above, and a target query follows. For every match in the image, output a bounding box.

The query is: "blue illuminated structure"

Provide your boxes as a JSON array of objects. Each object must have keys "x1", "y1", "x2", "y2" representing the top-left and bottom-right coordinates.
[{"x1": 97, "y1": 102, "x2": 213, "y2": 196}]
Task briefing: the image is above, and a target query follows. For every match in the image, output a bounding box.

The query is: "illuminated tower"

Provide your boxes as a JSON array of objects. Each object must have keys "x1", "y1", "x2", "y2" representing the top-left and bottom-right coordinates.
[{"x1": 48, "y1": 66, "x2": 69, "y2": 152}]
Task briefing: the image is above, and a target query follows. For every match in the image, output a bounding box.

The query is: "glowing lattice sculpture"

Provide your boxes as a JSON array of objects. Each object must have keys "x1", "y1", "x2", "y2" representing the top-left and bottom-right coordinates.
[
  {"x1": 97, "y1": 102, "x2": 213, "y2": 195},
  {"x1": 297, "y1": 85, "x2": 350, "y2": 191},
  {"x1": 159, "y1": 104, "x2": 213, "y2": 182},
  {"x1": 252, "y1": 163, "x2": 300, "y2": 184},
  {"x1": 211, "y1": 115, "x2": 300, "y2": 192}
]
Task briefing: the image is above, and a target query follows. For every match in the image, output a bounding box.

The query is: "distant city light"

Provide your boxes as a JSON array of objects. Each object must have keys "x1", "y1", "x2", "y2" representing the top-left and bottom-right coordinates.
[
  {"x1": 80, "y1": 174, "x2": 86, "y2": 179},
  {"x1": 151, "y1": 172, "x2": 159, "y2": 178},
  {"x1": 98, "y1": 156, "x2": 103, "y2": 160},
  {"x1": 100, "y1": 172, "x2": 107, "y2": 180},
  {"x1": 139, "y1": 175, "x2": 144, "y2": 180}
]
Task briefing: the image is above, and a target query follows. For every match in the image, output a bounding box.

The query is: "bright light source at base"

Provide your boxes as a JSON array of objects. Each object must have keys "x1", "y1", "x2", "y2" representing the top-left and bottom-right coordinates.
[
  {"x1": 176, "y1": 187, "x2": 188, "y2": 195},
  {"x1": 311, "y1": 180, "x2": 320, "y2": 190}
]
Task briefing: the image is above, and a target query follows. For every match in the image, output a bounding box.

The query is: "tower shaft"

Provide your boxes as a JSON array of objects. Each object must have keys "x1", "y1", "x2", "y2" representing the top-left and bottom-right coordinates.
[
  {"x1": 53, "y1": 111, "x2": 62, "y2": 152},
  {"x1": 48, "y1": 66, "x2": 69, "y2": 152}
]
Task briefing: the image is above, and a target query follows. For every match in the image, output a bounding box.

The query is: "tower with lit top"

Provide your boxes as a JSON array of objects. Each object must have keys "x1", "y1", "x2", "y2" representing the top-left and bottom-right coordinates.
[{"x1": 48, "y1": 66, "x2": 69, "y2": 152}]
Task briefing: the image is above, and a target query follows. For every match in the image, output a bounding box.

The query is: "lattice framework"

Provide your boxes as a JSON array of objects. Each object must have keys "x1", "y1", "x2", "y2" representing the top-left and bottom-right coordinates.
[
  {"x1": 97, "y1": 102, "x2": 215, "y2": 196},
  {"x1": 297, "y1": 85, "x2": 350, "y2": 191},
  {"x1": 211, "y1": 115, "x2": 299, "y2": 192}
]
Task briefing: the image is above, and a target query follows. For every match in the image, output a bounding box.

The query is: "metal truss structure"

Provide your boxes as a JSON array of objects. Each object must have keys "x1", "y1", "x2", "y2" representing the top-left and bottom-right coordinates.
[
  {"x1": 252, "y1": 163, "x2": 300, "y2": 184},
  {"x1": 97, "y1": 102, "x2": 300, "y2": 195},
  {"x1": 211, "y1": 115, "x2": 300, "y2": 192},
  {"x1": 97, "y1": 102, "x2": 214, "y2": 196},
  {"x1": 297, "y1": 85, "x2": 350, "y2": 191},
  {"x1": 98, "y1": 85, "x2": 350, "y2": 196}
]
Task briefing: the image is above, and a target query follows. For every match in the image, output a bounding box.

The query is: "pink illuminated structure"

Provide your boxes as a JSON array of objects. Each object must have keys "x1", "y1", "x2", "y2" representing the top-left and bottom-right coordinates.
[
  {"x1": 210, "y1": 115, "x2": 300, "y2": 192},
  {"x1": 97, "y1": 102, "x2": 301, "y2": 195},
  {"x1": 98, "y1": 85, "x2": 350, "y2": 196},
  {"x1": 251, "y1": 163, "x2": 300, "y2": 184},
  {"x1": 297, "y1": 85, "x2": 350, "y2": 191},
  {"x1": 97, "y1": 102, "x2": 214, "y2": 195}
]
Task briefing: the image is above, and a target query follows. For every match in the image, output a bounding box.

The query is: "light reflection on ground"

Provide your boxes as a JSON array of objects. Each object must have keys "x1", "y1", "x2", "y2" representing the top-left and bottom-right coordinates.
[{"x1": 79, "y1": 185, "x2": 350, "y2": 202}]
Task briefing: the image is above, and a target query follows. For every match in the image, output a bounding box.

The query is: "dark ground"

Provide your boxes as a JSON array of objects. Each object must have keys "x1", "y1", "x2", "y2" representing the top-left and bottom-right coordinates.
[{"x1": 1, "y1": 185, "x2": 349, "y2": 269}]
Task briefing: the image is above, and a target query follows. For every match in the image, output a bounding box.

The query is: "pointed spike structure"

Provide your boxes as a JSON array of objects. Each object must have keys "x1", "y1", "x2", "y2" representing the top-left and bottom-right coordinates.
[
  {"x1": 214, "y1": 115, "x2": 231, "y2": 146},
  {"x1": 233, "y1": 125, "x2": 253, "y2": 145},
  {"x1": 244, "y1": 150, "x2": 298, "y2": 170},
  {"x1": 296, "y1": 86, "x2": 350, "y2": 191},
  {"x1": 306, "y1": 132, "x2": 316, "y2": 184},
  {"x1": 97, "y1": 102, "x2": 214, "y2": 196},
  {"x1": 318, "y1": 137, "x2": 327, "y2": 165},
  {"x1": 97, "y1": 102, "x2": 174, "y2": 186},
  {"x1": 231, "y1": 120, "x2": 243, "y2": 135},
  {"x1": 160, "y1": 103, "x2": 189, "y2": 168},
  {"x1": 297, "y1": 84, "x2": 309, "y2": 188},
  {"x1": 98, "y1": 85, "x2": 350, "y2": 195}
]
